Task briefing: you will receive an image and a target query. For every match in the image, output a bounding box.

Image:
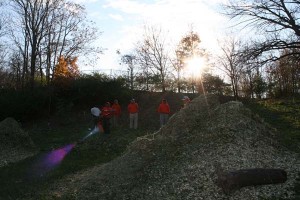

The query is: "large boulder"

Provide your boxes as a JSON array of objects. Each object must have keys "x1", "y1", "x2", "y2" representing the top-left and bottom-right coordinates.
[{"x1": 0, "y1": 117, "x2": 37, "y2": 167}]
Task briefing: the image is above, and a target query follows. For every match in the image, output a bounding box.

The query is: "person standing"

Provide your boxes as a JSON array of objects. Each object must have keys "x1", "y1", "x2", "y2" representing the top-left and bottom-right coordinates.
[
  {"x1": 127, "y1": 99, "x2": 139, "y2": 129},
  {"x1": 101, "y1": 102, "x2": 113, "y2": 134},
  {"x1": 90, "y1": 107, "x2": 103, "y2": 133},
  {"x1": 182, "y1": 96, "x2": 191, "y2": 108},
  {"x1": 157, "y1": 99, "x2": 170, "y2": 127},
  {"x1": 111, "y1": 99, "x2": 121, "y2": 128}
]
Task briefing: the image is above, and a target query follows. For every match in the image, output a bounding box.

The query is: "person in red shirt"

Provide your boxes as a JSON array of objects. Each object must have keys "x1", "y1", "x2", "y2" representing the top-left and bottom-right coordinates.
[
  {"x1": 127, "y1": 99, "x2": 139, "y2": 129},
  {"x1": 101, "y1": 102, "x2": 113, "y2": 134},
  {"x1": 111, "y1": 99, "x2": 121, "y2": 128},
  {"x1": 157, "y1": 99, "x2": 170, "y2": 127}
]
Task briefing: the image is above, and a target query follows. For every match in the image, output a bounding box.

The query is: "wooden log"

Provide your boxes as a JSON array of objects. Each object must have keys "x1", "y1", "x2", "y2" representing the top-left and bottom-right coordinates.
[{"x1": 216, "y1": 168, "x2": 287, "y2": 194}]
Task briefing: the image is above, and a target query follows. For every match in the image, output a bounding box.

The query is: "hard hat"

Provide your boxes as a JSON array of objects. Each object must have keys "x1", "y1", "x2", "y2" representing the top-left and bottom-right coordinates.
[{"x1": 91, "y1": 107, "x2": 101, "y2": 117}]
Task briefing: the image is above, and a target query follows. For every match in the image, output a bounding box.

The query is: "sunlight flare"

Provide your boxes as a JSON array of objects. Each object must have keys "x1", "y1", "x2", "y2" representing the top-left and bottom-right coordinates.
[{"x1": 184, "y1": 56, "x2": 206, "y2": 78}]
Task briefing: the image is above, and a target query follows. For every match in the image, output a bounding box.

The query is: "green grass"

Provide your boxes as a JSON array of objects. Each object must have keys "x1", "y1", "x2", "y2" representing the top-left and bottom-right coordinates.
[
  {"x1": 244, "y1": 98, "x2": 300, "y2": 200},
  {"x1": 244, "y1": 98, "x2": 300, "y2": 153},
  {"x1": 0, "y1": 113, "x2": 149, "y2": 199}
]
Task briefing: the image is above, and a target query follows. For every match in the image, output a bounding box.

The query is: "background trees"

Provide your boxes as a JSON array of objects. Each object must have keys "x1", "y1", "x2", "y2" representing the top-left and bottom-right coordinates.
[
  {"x1": 220, "y1": 0, "x2": 300, "y2": 98},
  {"x1": 224, "y1": 0, "x2": 300, "y2": 61},
  {"x1": 175, "y1": 29, "x2": 206, "y2": 93},
  {"x1": 1, "y1": 0, "x2": 101, "y2": 89},
  {"x1": 134, "y1": 26, "x2": 171, "y2": 92},
  {"x1": 1, "y1": 0, "x2": 300, "y2": 121}
]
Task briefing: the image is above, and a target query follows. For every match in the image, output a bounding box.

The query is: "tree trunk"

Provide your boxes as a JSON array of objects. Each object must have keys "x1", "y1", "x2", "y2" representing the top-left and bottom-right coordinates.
[
  {"x1": 216, "y1": 168, "x2": 287, "y2": 194},
  {"x1": 30, "y1": 45, "x2": 37, "y2": 88}
]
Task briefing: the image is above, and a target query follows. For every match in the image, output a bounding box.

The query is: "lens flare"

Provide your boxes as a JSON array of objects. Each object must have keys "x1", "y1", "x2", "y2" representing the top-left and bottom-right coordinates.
[
  {"x1": 27, "y1": 128, "x2": 99, "y2": 179},
  {"x1": 28, "y1": 143, "x2": 75, "y2": 178},
  {"x1": 81, "y1": 128, "x2": 99, "y2": 142}
]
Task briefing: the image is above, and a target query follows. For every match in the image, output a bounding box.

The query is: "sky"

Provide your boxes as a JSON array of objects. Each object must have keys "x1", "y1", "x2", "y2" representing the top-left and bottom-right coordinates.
[{"x1": 70, "y1": 0, "x2": 234, "y2": 73}]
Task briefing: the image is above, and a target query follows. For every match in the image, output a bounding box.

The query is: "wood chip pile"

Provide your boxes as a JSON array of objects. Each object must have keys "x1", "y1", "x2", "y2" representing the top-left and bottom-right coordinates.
[
  {"x1": 0, "y1": 117, "x2": 37, "y2": 167},
  {"x1": 45, "y1": 95, "x2": 299, "y2": 200}
]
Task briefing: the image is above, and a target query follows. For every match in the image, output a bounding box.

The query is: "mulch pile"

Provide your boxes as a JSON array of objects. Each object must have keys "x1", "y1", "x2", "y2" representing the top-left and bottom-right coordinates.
[
  {"x1": 0, "y1": 117, "x2": 37, "y2": 167},
  {"x1": 44, "y1": 94, "x2": 299, "y2": 200}
]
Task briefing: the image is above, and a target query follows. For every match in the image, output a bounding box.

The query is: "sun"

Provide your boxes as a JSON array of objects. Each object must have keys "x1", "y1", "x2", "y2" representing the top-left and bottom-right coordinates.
[{"x1": 184, "y1": 56, "x2": 206, "y2": 78}]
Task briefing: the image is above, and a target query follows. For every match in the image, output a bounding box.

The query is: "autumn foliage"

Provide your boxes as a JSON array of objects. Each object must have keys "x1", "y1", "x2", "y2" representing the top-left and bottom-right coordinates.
[
  {"x1": 54, "y1": 56, "x2": 80, "y2": 78},
  {"x1": 53, "y1": 56, "x2": 80, "y2": 87}
]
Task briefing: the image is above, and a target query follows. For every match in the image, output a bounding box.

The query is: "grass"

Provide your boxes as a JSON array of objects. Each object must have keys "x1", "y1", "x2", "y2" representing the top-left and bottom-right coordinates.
[
  {"x1": 244, "y1": 98, "x2": 300, "y2": 200},
  {"x1": 0, "y1": 112, "x2": 150, "y2": 199},
  {"x1": 244, "y1": 98, "x2": 300, "y2": 153}
]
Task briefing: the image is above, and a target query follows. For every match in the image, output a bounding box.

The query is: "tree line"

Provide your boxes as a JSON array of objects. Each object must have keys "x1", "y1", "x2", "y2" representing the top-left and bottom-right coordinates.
[
  {"x1": 0, "y1": 0, "x2": 101, "y2": 89},
  {"x1": 0, "y1": 0, "x2": 300, "y2": 121},
  {"x1": 116, "y1": 1, "x2": 300, "y2": 99}
]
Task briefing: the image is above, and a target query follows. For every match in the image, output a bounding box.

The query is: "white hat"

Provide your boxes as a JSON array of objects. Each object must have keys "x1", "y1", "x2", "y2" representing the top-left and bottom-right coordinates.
[{"x1": 91, "y1": 107, "x2": 101, "y2": 117}]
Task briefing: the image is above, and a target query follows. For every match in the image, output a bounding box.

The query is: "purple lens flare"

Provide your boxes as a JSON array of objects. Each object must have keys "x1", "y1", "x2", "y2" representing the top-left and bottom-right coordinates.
[{"x1": 28, "y1": 143, "x2": 76, "y2": 178}]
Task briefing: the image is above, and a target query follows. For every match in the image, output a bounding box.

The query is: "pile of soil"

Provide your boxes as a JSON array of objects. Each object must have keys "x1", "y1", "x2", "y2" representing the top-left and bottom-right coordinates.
[
  {"x1": 0, "y1": 118, "x2": 37, "y2": 167},
  {"x1": 44, "y1": 95, "x2": 299, "y2": 199}
]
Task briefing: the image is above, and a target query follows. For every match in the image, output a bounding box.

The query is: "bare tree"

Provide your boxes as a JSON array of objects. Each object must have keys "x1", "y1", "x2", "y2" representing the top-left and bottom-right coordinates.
[
  {"x1": 134, "y1": 25, "x2": 171, "y2": 92},
  {"x1": 173, "y1": 50, "x2": 184, "y2": 93},
  {"x1": 223, "y1": 0, "x2": 300, "y2": 62},
  {"x1": 42, "y1": 2, "x2": 101, "y2": 84},
  {"x1": 0, "y1": 1, "x2": 8, "y2": 69},
  {"x1": 216, "y1": 38, "x2": 244, "y2": 98},
  {"x1": 135, "y1": 45, "x2": 152, "y2": 90},
  {"x1": 122, "y1": 54, "x2": 135, "y2": 90},
  {"x1": 8, "y1": 0, "x2": 102, "y2": 88},
  {"x1": 10, "y1": 0, "x2": 57, "y2": 88}
]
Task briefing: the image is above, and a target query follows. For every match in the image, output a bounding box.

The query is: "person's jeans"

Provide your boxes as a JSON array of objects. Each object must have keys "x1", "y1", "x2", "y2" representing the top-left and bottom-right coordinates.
[
  {"x1": 129, "y1": 113, "x2": 138, "y2": 129},
  {"x1": 102, "y1": 118, "x2": 111, "y2": 134},
  {"x1": 160, "y1": 113, "x2": 169, "y2": 127}
]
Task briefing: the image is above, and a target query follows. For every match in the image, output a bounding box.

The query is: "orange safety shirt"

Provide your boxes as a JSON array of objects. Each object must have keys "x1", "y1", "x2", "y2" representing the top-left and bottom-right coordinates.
[
  {"x1": 101, "y1": 106, "x2": 113, "y2": 118},
  {"x1": 112, "y1": 103, "x2": 121, "y2": 116},
  {"x1": 128, "y1": 102, "x2": 138, "y2": 113},
  {"x1": 157, "y1": 103, "x2": 170, "y2": 114}
]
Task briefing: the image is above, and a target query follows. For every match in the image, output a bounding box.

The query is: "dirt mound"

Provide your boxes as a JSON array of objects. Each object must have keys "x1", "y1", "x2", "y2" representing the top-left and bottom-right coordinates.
[
  {"x1": 45, "y1": 95, "x2": 299, "y2": 200},
  {"x1": 0, "y1": 117, "x2": 37, "y2": 167}
]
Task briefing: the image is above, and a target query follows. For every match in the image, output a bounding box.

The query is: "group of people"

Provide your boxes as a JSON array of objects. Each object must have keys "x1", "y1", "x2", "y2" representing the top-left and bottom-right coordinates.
[
  {"x1": 89, "y1": 98, "x2": 139, "y2": 135},
  {"x1": 89, "y1": 99, "x2": 122, "y2": 135},
  {"x1": 89, "y1": 96, "x2": 190, "y2": 135}
]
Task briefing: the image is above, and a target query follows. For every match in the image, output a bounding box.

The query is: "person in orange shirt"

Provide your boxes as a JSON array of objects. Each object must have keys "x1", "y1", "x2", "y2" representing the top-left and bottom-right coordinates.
[
  {"x1": 127, "y1": 99, "x2": 139, "y2": 129},
  {"x1": 111, "y1": 99, "x2": 121, "y2": 128},
  {"x1": 101, "y1": 102, "x2": 113, "y2": 134},
  {"x1": 157, "y1": 99, "x2": 170, "y2": 127}
]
